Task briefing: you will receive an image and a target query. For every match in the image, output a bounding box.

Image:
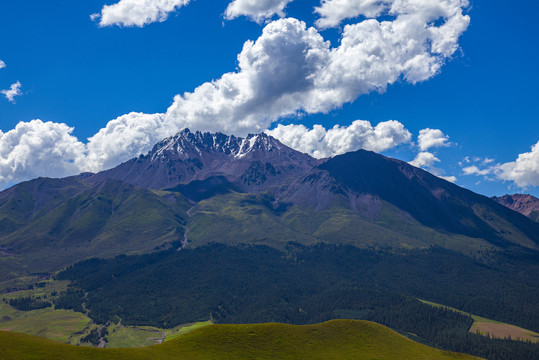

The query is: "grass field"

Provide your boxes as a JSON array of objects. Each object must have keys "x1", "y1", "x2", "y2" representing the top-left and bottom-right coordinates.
[
  {"x1": 0, "y1": 279, "x2": 212, "y2": 347},
  {"x1": 470, "y1": 321, "x2": 539, "y2": 343},
  {"x1": 162, "y1": 321, "x2": 213, "y2": 342},
  {"x1": 0, "y1": 319, "x2": 483, "y2": 360},
  {"x1": 0, "y1": 302, "x2": 90, "y2": 343},
  {"x1": 0, "y1": 279, "x2": 92, "y2": 343},
  {"x1": 419, "y1": 299, "x2": 539, "y2": 343},
  {"x1": 106, "y1": 324, "x2": 162, "y2": 348},
  {"x1": 106, "y1": 321, "x2": 213, "y2": 348}
]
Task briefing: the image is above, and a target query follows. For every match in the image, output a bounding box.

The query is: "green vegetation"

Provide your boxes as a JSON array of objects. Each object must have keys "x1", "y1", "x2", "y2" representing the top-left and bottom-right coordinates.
[
  {"x1": 1, "y1": 176, "x2": 508, "y2": 288},
  {"x1": 0, "y1": 279, "x2": 91, "y2": 343},
  {"x1": 56, "y1": 244, "x2": 539, "y2": 331},
  {"x1": 420, "y1": 299, "x2": 539, "y2": 343},
  {"x1": 8, "y1": 296, "x2": 51, "y2": 311},
  {"x1": 0, "y1": 177, "x2": 89, "y2": 239},
  {"x1": 470, "y1": 323, "x2": 539, "y2": 343},
  {"x1": 54, "y1": 243, "x2": 539, "y2": 359},
  {"x1": 186, "y1": 192, "x2": 494, "y2": 256},
  {"x1": 420, "y1": 299, "x2": 507, "y2": 325},
  {"x1": 106, "y1": 325, "x2": 162, "y2": 348},
  {"x1": 162, "y1": 321, "x2": 213, "y2": 342},
  {"x1": 1, "y1": 169, "x2": 538, "y2": 360},
  {"x1": 0, "y1": 302, "x2": 90, "y2": 343},
  {"x1": 0, "y1": 278, "x2": 213, "y2": 347},
  {"x1": 0, "y1": 320, "x2": 482, "y2": 360},
  {"x1": 105, "y1": 321, "x2": 212, "y2": 348}
]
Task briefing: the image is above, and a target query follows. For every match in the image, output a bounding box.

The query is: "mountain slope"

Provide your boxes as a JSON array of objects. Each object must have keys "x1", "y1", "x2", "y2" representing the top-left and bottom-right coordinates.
[
  {"x1": 312, "y1": 150, "x2": 539, "y2": 249},
  {"x1": 0, "y1": 178, "x2": 190, "y2": 278},
  {"x1": 0, "y1": 176, "x2": 90, "y2": 237},
  {"x1": 0, "y1": 320, "x2": 482, "y2": 360}
]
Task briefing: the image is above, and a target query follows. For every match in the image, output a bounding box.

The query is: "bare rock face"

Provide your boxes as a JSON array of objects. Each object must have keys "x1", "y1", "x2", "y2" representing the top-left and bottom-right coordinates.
[
  {"x1": 492, "y1": 194, "x2": 539, "y2": 221},
  {"x1": 89, "y1": 129, "x2": 320, "y2": 195}
]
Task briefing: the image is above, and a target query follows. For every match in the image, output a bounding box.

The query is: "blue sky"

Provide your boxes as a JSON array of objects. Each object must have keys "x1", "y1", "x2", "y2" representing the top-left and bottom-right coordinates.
[{"x1": 0, "y1": 0, "x2": 537, "y2": 197}]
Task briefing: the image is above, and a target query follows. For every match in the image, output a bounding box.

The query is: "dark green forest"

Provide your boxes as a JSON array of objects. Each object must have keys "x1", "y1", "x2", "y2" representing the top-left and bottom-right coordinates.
[
  {"x1": 7, "y1": 296, "x2": 51, "y2": 311},
  {"x1": 56, "y1": 243, "x2": 539, "y2": 360}
]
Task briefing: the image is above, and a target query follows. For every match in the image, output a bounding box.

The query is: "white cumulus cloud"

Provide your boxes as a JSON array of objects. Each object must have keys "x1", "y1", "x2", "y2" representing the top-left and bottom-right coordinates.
[
  {"x1": 315, "y1": 0, "x2": 469, "y2": 33},
  {"x1": 85, "y1": 112, "x2": 169, "y2": 172},
  {"x1": 461, "y1": 141, "x2": 539, "y2": 188},
  {"x1": 165, "y1": 18, "x2": 330, "y2": 136},
  {"x1": 167, "y1": 4, "x2": 469, "y2": 134},
  {"x1": 417, "y1": 128, "x2": 450, "y2": 151},
  {"x1": 266, "y1": 120, "x2": 412, "y2": 158},
  {"x1": 0, "y1": 60, "x2": 5, "y2": 69},
  {"x1": 410, "y1": 147, "x2": 457, "y2": 183},
  {"x1": 495, "y1": 141, "x2": 539, "y2": 188},
  {"x1": 462, "y1": 165, "x2": 490, "y2": 176},
  {"x1": 0, "y1": 120, "x2": 86, "y2": 187},
  {"x1": 315, "y1": 0, "x2": 393, "y2": 29},
  {"x1": 1, "y1": 81, "x2": 22, "y2": 103},
  {"x1": 410, "y1": 151, "x2": 440, "y2": 168},
  {"x1": 225, "y1": 0, "x2": 294, "y2": 23},
  {"x1": 92, "y1": 0, "x2": 191, "y2": 27}
]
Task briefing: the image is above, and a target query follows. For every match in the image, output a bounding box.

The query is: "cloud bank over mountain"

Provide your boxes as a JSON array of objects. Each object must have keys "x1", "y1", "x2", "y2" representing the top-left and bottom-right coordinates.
[{"x1": 267, "y1": 120, "x2": 412, "y2": 159}]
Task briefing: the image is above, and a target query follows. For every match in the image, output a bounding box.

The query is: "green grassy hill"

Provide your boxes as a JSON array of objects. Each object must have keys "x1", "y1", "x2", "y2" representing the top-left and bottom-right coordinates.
[{"x1": 0, "y1": 320, "x2": 482, "y2": 360}]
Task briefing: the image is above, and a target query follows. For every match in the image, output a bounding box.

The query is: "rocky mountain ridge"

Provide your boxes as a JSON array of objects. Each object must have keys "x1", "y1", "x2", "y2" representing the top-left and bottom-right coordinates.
[
  {"x1": 89, "y1": 129, "x2": 319, "y2": 194},
  {"x1": 492, "y1": 194, "x2": 539, "y2": 222}
]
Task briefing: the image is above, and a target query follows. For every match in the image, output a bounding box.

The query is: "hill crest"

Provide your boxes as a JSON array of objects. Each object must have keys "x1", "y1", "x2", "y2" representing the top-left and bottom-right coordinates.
[{"x1": 0, "y1": 319, "x2": 482, "y2": 360}]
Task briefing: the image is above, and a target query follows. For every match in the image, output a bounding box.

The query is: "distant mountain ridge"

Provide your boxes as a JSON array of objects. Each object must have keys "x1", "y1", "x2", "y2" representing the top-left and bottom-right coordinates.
[
  {"x1": 1, "y1": 129, "x2": 538, "y2": 281},
  {"x1": 492, "y1": 194, "x2": 539, "y2": 222}
]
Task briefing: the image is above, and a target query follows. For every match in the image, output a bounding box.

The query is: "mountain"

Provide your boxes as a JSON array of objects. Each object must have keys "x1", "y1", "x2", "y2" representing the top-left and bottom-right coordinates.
[
  {"x1": 492, "y1": 194, "x2": 539, "y2": 222},
  {"x1": 310, "y1": 151, "x2": 539, "y2": 248},
  {"x1": 90, "y1": 129, "x2": 319, "y2": 197},
  {"x1": 185, "y1": 150, "x2": 539, "y2": 252},
  {"x1": 1, "y1": 129, "x2": 539, "y2": 282}
]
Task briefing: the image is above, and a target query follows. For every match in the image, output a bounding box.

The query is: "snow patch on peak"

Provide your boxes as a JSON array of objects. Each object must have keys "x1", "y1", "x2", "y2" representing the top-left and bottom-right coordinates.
[
  {"x1": 148, "y1": 128, "x2": 287, "y2": 161},
  {"x1": 249, "y1": 135, "x2": 259, "y2": 149}
]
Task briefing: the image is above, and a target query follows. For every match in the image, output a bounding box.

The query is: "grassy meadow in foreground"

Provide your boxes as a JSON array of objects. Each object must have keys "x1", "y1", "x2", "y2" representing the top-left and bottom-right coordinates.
[{"x1": 0, "y1": 319, "x2": 482, "y2": 360}]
